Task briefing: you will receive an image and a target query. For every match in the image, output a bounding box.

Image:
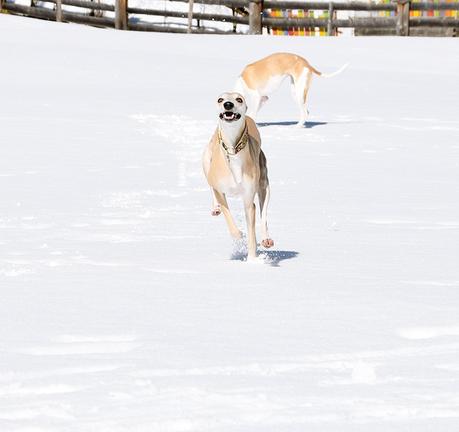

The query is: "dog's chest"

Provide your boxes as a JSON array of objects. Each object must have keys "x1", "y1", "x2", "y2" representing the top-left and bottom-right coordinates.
[
  {"x1": 228, "y1": 156, "x2": 243, "y2": 184},
  {"x1": 218, "y1": 156, "x2": 246, "y2": 196}
]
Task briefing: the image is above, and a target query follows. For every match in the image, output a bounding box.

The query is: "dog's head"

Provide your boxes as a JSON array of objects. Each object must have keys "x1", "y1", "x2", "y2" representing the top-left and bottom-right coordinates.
[{"x1": 217, "y1": 92, "x2": 247, "y2": 123}]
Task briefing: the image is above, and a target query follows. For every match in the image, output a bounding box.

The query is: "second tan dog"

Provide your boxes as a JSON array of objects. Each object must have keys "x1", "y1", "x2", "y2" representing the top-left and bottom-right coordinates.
[
  {"x1": 202, "y1": 92, "x2": 273, "y2": 259},
  {"x1": 234, "y1": 52, "x2": 348, "y2": 126}
]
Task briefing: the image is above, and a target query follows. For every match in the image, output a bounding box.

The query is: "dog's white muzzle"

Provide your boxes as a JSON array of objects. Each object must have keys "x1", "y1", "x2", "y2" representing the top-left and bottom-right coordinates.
[{"x1": 219, "y1": 111, "x2": 242, "y2": 122}]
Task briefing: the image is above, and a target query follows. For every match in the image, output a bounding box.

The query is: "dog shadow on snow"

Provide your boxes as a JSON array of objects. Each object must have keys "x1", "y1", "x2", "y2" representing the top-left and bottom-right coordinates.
[
  {"x1": 231, "y1": 248, "x2": 299, "y2": 267},
  {"x1": 257, "y1": 121, "x2": 327, "y2": 128}
]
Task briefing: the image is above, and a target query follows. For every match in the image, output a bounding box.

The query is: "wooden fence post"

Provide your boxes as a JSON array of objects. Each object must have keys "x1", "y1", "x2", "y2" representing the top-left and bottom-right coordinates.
[
  {"x1": 115, "y1": 0, "x2": 128, "y2": 30},
  {"x1": 187, "y1": 0, "x2": 194, "y2": 33},
  {"x1": 396, "y1": 0, "x2": 410, "y2": 36},
  {"x1": 327, "y1": 1, "x2": 334, "y2": 36},
  {"x1": 56, "y1": 0, "x2": 63, "y2": 22},
  {"x1": 91, "y1": 0, "x2": 103, "y2": 18},
  {"x1": 249, "y1": 0, "x2": 262, "y2": 34}
]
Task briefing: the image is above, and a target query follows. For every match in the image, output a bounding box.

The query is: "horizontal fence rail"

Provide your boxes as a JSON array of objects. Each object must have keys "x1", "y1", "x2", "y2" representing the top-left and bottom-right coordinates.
[
  {"x1": 128, "y1": 20, "x2": 238, "y2": 33},
  {"x1": 411, "y1": 2, "x2": 459, "y2": 10},
  {"x1": 262, "y1": 16, "x2": 397, "y2": 28},
  {"x1": 128, "y1": 6, "x2": 249, "y2": 25},
  {"x1": 39, "y1": 0, "x2": 115, "y2": 12},
  {"x1": 2, "y1": 2, "x2": 115, "y2": 26},
  {"x1": 263, "y1": 0, "x2": 397, "y2": 11},
  {"x1": 1, "y1": 0, "x2": 458, "y2": 35},
  {"x1": 410, "y1": 16, "x2": 459, "y2": 26}
]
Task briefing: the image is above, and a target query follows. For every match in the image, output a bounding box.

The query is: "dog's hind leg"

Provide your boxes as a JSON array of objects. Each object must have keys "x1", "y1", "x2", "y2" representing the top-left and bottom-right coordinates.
[
  {"x1": 258, "y1": 151, "x2": 274, "y2": 248},
  {"x1": 258, "y1": 185, "x2": 273, "y2": 249},
  {"x1": 244, "y1": 196, "x2": 257, "y2": 259},
  {"x1": 292, "y1": 69, "x2": 313, "y2": 127},
  {"x1": 213, "y1": 189, "x2": 242, "y2": 239}
]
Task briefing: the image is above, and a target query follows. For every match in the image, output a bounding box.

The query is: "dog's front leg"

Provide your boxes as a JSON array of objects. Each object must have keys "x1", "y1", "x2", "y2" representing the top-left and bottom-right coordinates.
[
  {"x1": 245, "y1": 91, "x2": 262, "y2": 121},
  {"x1": 244, "y1": 197, "x2": 257, "y2": 259},
  {"x1": 213, "y1": 189, "x2": 242, "y2": 239},
  {"x1": 210, "y1": 188, "x2": 221, "y2": 216}
]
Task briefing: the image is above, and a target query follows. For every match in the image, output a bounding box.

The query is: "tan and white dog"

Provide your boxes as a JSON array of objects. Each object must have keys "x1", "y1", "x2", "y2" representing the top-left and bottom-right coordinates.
[
  {"x1": 234, "y1": 52, "x2": 348, "y2": 126},
  {"x1": 202, "y1": 92, "x2": 273, "y2": 259}
]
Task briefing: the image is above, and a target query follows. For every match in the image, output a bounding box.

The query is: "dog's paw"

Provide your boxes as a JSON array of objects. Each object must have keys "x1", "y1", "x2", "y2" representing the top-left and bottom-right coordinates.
[
  {"x1": 211, "y1": 205, "x2": 221, "y2": 216},
  {"x1": 261, "y1": 238, "x2": 274, "y2": 248}
]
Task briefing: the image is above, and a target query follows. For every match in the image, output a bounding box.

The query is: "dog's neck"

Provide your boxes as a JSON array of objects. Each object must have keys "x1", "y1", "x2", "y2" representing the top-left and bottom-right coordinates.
[{"x1": 218, "y1": 118, "x2": 246, "y2": 150}]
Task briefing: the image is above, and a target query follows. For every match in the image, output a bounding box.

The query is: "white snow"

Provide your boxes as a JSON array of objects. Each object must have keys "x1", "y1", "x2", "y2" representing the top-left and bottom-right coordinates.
[{"x1": 1, "y1": 14, "x2": 459, "y2": 432}]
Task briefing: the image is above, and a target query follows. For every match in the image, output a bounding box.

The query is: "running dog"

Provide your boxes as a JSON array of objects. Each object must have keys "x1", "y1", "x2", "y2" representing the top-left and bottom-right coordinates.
[
  {"x1": 202, "y1": 92, "x2": 273, "y2": 259},
  {"x1": 234, "y1": 52, "x2": 348, "y2": 126}
]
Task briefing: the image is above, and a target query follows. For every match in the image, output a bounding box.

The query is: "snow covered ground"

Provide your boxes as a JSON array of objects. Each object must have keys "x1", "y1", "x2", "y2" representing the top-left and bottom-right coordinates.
[{"x1": 1, "y1": 14, "x2": 459, "y2": 432}]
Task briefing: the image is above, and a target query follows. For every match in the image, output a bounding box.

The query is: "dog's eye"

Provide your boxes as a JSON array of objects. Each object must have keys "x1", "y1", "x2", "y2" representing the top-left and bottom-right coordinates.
[
  {"x1": 217, "y1": 98, "x2": 224, "y2": 103},
  {"x1": 236, "y1": 97, "x2": 243, "y2": 103}
]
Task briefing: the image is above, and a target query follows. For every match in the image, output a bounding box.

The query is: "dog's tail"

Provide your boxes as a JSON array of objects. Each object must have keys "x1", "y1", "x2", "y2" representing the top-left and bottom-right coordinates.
[{"x1": 311, "y1": 62, "x2": 349, "y2": 78}]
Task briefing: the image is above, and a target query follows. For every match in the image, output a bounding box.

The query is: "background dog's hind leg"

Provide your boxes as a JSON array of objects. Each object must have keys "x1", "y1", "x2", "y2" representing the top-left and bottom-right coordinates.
[{"x1": 292, "y1": 69, "x2": 313, "y2": 127}]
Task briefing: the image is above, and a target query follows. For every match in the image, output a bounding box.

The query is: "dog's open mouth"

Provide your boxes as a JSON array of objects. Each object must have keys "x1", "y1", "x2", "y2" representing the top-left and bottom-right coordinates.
[{"x1": 219, "y1": 111, "x2": 241, "y2": 122}]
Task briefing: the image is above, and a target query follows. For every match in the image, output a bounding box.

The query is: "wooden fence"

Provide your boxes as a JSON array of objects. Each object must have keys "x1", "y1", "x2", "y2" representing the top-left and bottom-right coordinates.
[{"x1": 1, "y1": 0, "x2": 458, "y2": 35}]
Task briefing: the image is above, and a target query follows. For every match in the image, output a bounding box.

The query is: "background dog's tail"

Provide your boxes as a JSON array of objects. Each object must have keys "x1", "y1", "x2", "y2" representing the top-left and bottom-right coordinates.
[{"x1": 312, "y1": 62, "x2": 349, "y2": 78}]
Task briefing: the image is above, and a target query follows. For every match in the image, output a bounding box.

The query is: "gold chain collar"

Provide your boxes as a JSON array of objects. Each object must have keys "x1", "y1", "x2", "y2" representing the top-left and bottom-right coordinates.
[{"x1": 218, "y1": 123, "x2": 248, "y2": 157}]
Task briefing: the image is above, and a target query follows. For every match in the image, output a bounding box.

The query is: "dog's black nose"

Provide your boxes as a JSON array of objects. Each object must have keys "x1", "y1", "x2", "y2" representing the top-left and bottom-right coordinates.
[{"x1": 223, "y1": 101, "x2": 234, "y2": 110}]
